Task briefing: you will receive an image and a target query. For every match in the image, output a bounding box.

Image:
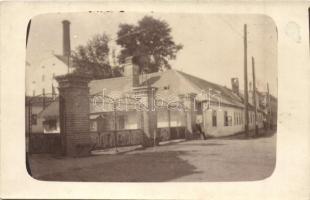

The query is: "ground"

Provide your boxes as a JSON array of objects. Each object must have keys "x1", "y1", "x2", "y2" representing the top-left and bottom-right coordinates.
[{"x1": 29, "y1": 130, "x2": 276, "y2": 182}]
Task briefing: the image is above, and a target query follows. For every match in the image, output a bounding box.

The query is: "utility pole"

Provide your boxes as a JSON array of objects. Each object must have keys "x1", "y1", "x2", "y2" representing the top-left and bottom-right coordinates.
[
  {"x1": 244, "y1": 24, "x2": 249, "y2": 137},
  {"x1": 252, "y1": 57, "x2": 258, "y2": 136}
]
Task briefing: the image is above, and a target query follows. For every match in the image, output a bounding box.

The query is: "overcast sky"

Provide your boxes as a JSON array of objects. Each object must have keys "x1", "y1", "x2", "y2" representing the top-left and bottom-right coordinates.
[{"x1": 26, "y1": 12, "x2": 277, "y2": 96}]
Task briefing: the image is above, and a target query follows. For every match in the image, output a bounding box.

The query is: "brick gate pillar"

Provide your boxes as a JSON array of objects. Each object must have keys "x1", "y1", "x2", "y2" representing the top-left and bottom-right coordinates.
[
  {"x1": 179, "y1": 93, "x2": 197, "y2": 139},
  {"x1": 56, "y1": 74, "x2": 92, "y2": 157},
  {"x1": 133, "y1": 86, "x2": 158, "y2": 147}
]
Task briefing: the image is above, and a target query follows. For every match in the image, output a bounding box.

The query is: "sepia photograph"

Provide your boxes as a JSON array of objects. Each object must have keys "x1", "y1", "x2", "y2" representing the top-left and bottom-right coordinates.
[{"x1": 25, "y1": 12, "x2": 278, "y2": 182}]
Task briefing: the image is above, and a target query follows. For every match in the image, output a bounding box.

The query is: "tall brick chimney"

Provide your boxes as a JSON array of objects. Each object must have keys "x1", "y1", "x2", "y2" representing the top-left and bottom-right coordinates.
[
  {"x1": 231, "y1": 78, "x2": 239, "y2": 95},
  {"x1": 123, "y1": 56, "x2": 140, "y2": 87},
  {"x1": 62, "y1": 20, "x2": 71, "y2": 57}
]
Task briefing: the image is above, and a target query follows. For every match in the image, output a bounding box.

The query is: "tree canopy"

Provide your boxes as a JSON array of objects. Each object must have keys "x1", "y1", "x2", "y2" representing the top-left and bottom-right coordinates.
[
  {"x1": 71, "y1": 34, "x2": 121, "y2": 79},
  {"x1": 116, "y1": 16, "x2": 183, "y2": 73}
]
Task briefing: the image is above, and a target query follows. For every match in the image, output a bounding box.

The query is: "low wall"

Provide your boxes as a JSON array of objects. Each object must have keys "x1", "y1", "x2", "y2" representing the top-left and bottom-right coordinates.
[
  {"x1": 29, "y1": 127, "x2": 187, "y2": 153},
  {"x1": 157, "y1": 127, "x2": 186, "y2": 141},
  {"x1": 29, "y1": 133, "x2": 61, "y2": 154},
  {"x1": 90, "y1": 127, "x2": 187, "y2": 150},
  {"x1": 90, "y1": 129, "x2": 143, "y2": 149}
]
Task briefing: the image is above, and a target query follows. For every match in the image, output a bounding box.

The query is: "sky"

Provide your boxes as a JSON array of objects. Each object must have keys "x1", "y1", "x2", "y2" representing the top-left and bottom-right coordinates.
[{"x1": 26, "y1": 12, "x2": 278, "y2": 96}]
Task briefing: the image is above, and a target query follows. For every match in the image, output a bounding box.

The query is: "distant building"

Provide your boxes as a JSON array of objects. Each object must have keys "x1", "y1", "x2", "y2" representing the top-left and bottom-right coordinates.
[
  {"x1": 25, "y1": 96, "x2": 55, "y2": 134},
  {"x1": 26, "y1": 20, "x2": 73, "y2": 97},
  {"x1": 26, "y1": 55, "x2": 71, "y2": 96}
]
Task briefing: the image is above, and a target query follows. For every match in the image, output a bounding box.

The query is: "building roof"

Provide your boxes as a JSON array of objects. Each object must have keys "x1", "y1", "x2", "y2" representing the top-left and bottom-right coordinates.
[
  {"x1": 89, "y1": 69, "x2": 245, "y2": 108},
  {"x1": 38, "y1": 100, "x2": 59, "y2": 119},
  {"x1": 25, "y1": 96, "x2": 55, "y2": 106},
  {"x1": 39, "y1": 69, "x2": 269, "y2": 118}
]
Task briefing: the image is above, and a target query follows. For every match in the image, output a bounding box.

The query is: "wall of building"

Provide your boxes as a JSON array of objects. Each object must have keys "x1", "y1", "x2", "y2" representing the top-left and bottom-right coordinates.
[
  {"x1": 90, "y1": 108, "x2": 187, "y2": 132},
  {"x1": 26, "y1": 105, "x2": 45, "y2": 133},
  {"x1": 26, "y1": 56, "x2": 68, "y2": 96},
  {"x1": 202, "y1": 103, "x2": 264, "y2": 137}
]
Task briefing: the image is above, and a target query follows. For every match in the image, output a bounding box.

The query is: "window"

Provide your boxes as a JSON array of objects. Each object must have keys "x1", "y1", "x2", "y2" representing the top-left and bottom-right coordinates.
[
  {"x1": 42, "y1": 74, "x2": 45, "y2": 82},
  {"x1": 224, "y1": 111, "x2": 228, "y2": 126},
  {"x1": 212, "y1": 110, "x2": 217, "y2": 127},
  {"x1": 43, "y1": 119, "x2": 57, "y2": 131},
  {"x1": 98, "y1": 117, "x2": 109, "y2": 132},
  {"x1": 196, "y1": 102, "x2": 203, "y2": 114},
  {"x1": 31, "y1": 114, "x2": 37, "y2": 125},
  {"x1": 49, "y1": 120, "x2": 57, "y2": 130},
  {"x1": 237, "y1": 113, "x2": 239, "y2": 125},
  {"x1": 90, "y1": 120, "x2": 97, "y2": 131},
  {"x1": 118, "y1": 115, "x2": 125, "y2": 130},
  {"x1": 249, "y1": 113, "x2": 251, "y2": 123}
]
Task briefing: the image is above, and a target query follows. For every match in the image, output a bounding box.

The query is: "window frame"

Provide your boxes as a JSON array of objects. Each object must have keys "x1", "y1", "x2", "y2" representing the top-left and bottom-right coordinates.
[
  {"x1": 212, "y1": 110, "x2": 217, "y2": 127},
  {"x1": 224, "y1": 111, "x2": 228, "y2": 126}
]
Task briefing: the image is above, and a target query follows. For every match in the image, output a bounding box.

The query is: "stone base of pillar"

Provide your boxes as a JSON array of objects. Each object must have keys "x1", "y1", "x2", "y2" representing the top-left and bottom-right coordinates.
[
  {"x1": 141, "y1": 134, "x2": 160, "y2": 147},
  {"x1": 185, "y1": 129, "x2": 193, "y2": 140},
  {"x1": 65, "y1": 133, "x2": 92, "y2": 157}
]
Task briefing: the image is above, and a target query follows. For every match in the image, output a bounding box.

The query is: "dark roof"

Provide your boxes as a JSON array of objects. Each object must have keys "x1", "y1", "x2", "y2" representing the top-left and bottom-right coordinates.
[
  {"x1": 25, "y1": 96, "x2": 55, "y2": 106},
  {"x1": 89, "y1": 71, "x2": 162, "y2": 96},
  {"x1": 38, "y1": 100, "x2": 59, "y2": 119},
  {"x1": 176, "y1": 71, "x2": 244, "y2": 107}
]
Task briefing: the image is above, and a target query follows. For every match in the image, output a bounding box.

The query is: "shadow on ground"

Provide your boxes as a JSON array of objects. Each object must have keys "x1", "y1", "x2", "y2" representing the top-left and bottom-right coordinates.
[
  {"x1": 36, "y1": 150, "x2": 201, "y2": 182},
  {"x1": 180, "y1": 142, "x2": 226, "y2": 146},
  {"x1": 219, "y1": 129, "x2": 277, "y2": 140}
]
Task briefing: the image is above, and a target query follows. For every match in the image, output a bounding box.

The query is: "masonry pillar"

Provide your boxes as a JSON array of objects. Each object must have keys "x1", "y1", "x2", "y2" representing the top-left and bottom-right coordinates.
[
  {"x1": 56, "y1": 74, "x2": 92, "y2": 157},
  {"x1": 133, "y1": 86, "x2": 158, "y2": 147},
  {"x1": 179, "y1": 93, "x2": 197, "y2": 139}
]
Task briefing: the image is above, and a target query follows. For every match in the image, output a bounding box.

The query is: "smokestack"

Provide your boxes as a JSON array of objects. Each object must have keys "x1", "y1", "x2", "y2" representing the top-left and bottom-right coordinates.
[
  {"x1": 62, "y1": 20, "x2": 71, "y2": 57},
  {"x1": 231, "y1": 78, "x2": 239, "y2": 95},
  {"x1": 124, "y1": 56, "x2": 140, "y2": 87}
]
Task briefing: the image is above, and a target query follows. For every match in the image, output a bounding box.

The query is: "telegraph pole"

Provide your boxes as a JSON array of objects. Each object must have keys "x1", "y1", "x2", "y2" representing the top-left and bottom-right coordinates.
[
  {"x1": 252, "y1": 57, "x2": 258, "y2": 136},
  {"x1": 244, "y1": 24, "x2": 249, "y2": 137}
]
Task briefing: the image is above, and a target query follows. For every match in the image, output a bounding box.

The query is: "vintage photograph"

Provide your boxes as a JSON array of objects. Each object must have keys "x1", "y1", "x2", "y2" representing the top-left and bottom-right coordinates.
[{"x1": 25, "y1": 12, "x2": 278, "y2": 182}]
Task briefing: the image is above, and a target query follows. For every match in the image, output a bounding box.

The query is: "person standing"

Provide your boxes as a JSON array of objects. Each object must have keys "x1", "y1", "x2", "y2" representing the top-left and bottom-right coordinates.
[{"x1": 195, "y1": 117, "x2": 207, "y2": 140}]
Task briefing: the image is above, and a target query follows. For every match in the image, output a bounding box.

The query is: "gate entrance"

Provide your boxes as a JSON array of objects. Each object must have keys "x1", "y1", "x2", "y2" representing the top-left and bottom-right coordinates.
[{"x1": 25, "y1": 93, "x2": 60, "y2": 154}]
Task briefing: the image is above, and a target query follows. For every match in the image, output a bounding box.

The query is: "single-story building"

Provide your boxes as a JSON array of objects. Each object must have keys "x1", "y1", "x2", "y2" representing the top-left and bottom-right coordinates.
[{"x1": 38, "y1": 64, "x2": 266, "y2": 138}]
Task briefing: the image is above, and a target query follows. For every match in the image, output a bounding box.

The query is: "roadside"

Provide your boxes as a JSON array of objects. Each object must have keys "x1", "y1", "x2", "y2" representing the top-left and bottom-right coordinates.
[{"x1": 29, "y1": 129, "x2": 276, "y2": 182}]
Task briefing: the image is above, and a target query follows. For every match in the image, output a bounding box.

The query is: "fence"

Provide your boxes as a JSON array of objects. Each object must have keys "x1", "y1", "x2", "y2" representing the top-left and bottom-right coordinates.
[
  {"x1": 26, "y1": 93, "x2": 59, "y2": 154},
  {"x1": 157, "y1": 127, "x2": 186, "y2": 141},
  {"x1": 90, "y1": 129, "x2": 143, "y2": 150},
  {"x1": 90, "y1": 126, "x2": 186, "y2": 150},
  {"x1": 29, "y1": 133, "x2": 61, "y2": 154}
]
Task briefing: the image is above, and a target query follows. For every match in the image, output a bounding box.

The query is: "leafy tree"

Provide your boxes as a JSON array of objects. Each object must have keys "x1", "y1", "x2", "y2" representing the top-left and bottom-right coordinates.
[
  {"x1": 116, "y1": 16, "x2": 183, "y2": 73},
  {"x1": 71, "y1": 34, "x2": 120, "y2": 79}
]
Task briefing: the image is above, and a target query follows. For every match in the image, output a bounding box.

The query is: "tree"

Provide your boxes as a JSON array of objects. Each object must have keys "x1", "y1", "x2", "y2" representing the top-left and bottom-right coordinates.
[
  {"x1": 116, "y1": 16, "x2": 183, "y2": 73},
  {"x1": 71, "y1": 34, "x2": 118, "y2": 79}
]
